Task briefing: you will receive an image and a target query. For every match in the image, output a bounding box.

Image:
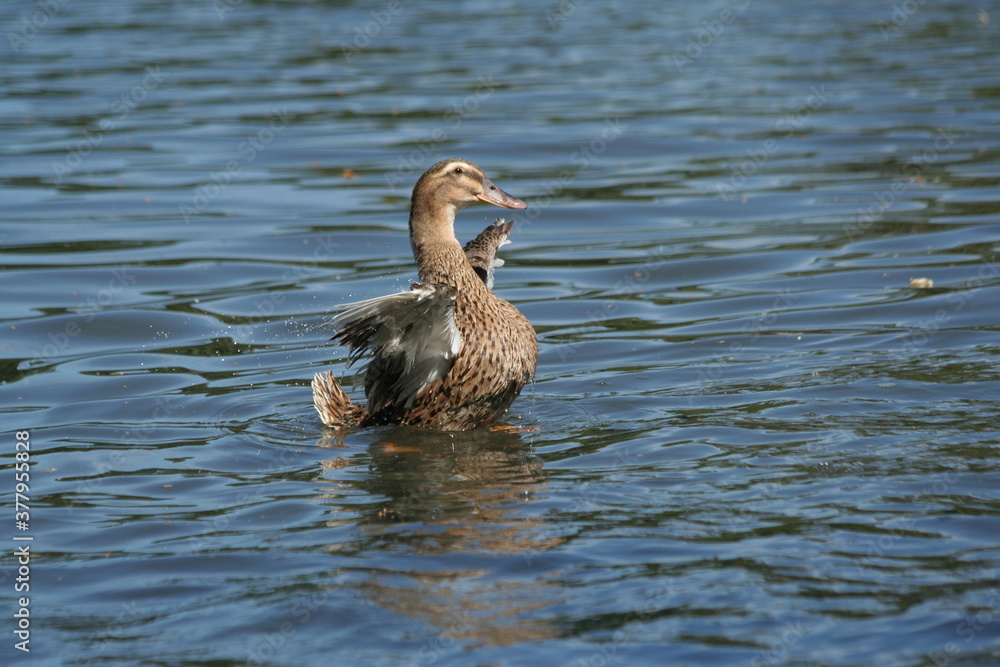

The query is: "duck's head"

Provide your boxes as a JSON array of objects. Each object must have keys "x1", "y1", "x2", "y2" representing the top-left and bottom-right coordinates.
[{"x1": 411, "y1": 158, "x2": 527, "y2": 217}]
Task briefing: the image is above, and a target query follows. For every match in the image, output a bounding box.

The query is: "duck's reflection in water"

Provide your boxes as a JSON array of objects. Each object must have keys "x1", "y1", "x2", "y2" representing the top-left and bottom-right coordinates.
[{"x1": 318, "y1": 427, "x2": 565, "y2": 645}]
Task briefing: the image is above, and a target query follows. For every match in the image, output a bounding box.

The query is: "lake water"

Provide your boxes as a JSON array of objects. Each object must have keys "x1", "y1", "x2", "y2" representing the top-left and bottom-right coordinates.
[{"x1": 2, "y1": 1, "x2": 1000, "y2": 665}]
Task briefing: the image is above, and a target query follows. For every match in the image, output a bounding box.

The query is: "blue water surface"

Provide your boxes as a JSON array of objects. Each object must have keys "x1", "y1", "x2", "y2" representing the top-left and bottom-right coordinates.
[{"x1": 2, "y1": 1, "x2": 1000, "y2": 665}]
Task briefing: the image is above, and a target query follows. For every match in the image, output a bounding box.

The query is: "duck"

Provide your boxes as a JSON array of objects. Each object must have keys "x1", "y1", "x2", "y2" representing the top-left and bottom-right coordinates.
[{"x1": 312, "y1": 158, "x2": 537, "y2": 431}]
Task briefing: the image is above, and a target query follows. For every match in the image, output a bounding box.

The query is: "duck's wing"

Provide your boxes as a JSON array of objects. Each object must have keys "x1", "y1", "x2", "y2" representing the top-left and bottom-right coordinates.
[
  {"x1": 463, "y1": 218, "x2": 514, "y2": 290},
  {"x1": 334, "y1": 283, "x2": 462, "y2": 413}
]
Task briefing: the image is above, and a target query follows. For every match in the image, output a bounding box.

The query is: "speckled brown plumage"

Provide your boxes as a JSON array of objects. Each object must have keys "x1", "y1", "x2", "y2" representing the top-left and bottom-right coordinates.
[
  {"x1": 463, "y1": 218, "x2": 513, "y2": 288},
  {"x1": 312, "y1": 158, "x2": 537, "y2": 431}
]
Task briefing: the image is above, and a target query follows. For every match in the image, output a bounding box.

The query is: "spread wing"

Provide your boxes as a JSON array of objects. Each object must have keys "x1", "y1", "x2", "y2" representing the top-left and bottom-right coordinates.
[
  {"x1": 463, "y1": 218, "x2": 514, "y2": 290},
  {"x1": 334, "y1": 283, "x2": 462, "y2": 413}
]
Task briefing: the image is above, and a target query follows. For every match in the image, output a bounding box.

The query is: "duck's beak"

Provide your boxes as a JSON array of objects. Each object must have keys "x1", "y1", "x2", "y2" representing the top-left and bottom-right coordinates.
[{"x1": 477, "y1": 177, "x2": 527, "y2": 209}]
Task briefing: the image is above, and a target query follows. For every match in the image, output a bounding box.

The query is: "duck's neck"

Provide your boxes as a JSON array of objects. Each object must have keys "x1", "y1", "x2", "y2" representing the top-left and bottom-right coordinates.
[{"x1": 409, "y1": 195, "x2": 478, "y2": 289}]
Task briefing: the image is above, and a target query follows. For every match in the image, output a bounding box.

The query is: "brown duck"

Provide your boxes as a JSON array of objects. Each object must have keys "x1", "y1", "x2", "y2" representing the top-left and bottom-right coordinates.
[{"x1": 312, "y1": 158, "x2": 537, "y2": 431}]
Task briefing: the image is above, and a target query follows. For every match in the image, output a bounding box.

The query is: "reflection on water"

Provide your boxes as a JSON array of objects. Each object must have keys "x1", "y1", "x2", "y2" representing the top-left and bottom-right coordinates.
[
  {"x1": 363, "y1": 575, "x2": 561, "y2": 647},
  {"x1": 320, "y1": 428, "x2": 548, "y2": 548},
  {"x1": 317, "y1": 428, "x2": 564, "y2": 646}
]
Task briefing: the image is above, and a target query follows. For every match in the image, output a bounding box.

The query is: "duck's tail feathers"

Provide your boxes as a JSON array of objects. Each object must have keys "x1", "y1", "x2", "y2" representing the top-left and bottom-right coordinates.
[{"x1": 312, "y1": 371, "x2": 366, "y2": 427}]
